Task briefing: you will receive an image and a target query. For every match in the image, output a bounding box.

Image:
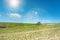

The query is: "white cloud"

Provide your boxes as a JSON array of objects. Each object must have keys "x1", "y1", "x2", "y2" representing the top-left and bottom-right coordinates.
[
  {"x1": 33, "y1": 11, "x2": 38, "y2": 15},
  {"x1": 22, "y1": 9, "x2": 39, "y2": 23},
  {"x1": 8, "y1": 13, "x2": 22, "y2": 19}
]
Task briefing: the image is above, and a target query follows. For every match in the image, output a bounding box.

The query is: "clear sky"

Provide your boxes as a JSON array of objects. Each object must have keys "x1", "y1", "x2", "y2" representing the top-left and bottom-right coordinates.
[{"x1": 0, "y1": 0, "x2": 60, "y2": 23}]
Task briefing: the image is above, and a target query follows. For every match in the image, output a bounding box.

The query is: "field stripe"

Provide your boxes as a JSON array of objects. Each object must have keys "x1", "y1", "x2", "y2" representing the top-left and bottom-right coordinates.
[{"x1": 0, "y1": 27, "x2": 60, "y2": 34}]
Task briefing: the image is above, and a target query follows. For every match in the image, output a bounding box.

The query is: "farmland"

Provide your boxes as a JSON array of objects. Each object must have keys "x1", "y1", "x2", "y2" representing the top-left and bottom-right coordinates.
[{"x1": 0, "y1": 23, "x2": 60, "y2": 40}]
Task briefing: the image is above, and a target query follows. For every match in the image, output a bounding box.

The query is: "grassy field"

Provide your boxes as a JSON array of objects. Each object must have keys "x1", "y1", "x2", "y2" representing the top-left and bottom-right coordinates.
[
  {"x1": 0, "y1": 23, "x2": 53, "y2": 33},
  {"x1": 0, "y1": 23, "x2": 60, "y2": 40}
]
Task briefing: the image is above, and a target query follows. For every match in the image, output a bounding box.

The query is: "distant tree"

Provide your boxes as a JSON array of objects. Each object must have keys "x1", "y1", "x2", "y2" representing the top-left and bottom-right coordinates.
[{"x1": 37, "y1": 22, "x2": 41, "y2": 25}]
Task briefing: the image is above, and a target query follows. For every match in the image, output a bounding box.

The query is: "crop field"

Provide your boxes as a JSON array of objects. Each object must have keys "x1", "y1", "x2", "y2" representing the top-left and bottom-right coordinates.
[{"x1": 0, "y1": 23, "x2": 60, "y2": 40}]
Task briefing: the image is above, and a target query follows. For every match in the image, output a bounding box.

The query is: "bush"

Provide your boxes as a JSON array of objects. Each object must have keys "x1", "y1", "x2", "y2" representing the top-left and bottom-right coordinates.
[
  {"x1": 0, "y1": 24, "x2": 6, "y2": 28},
  {"x1": 37, "y1": 22, "x2": 41, "y2": 25}
]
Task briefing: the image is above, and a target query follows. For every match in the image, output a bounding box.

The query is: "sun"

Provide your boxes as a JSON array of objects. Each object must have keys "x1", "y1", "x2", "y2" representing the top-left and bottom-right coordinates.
[{"x1": 6, "y1": 0, "x2": 21, "y2": 9}]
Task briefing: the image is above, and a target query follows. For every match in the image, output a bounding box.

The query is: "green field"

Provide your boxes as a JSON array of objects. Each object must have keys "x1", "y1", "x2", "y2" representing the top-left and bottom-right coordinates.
[
  {"x1": 0, "y1": 23, "x2": 60, "y2": 40},
  {"x1": 0, "y1": 23, "x2": 53, "y2": 33}
]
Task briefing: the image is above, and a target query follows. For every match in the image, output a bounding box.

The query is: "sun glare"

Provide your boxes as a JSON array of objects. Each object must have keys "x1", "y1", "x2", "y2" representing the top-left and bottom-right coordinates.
[{"x1": 6, "y1": 0, "x2": 21, "y2": 9}]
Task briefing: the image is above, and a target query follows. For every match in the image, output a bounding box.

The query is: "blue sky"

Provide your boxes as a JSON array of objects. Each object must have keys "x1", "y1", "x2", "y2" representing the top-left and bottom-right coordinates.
[{"x1": 0, "y1": 0, "x2": 60, "y2": 23}]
